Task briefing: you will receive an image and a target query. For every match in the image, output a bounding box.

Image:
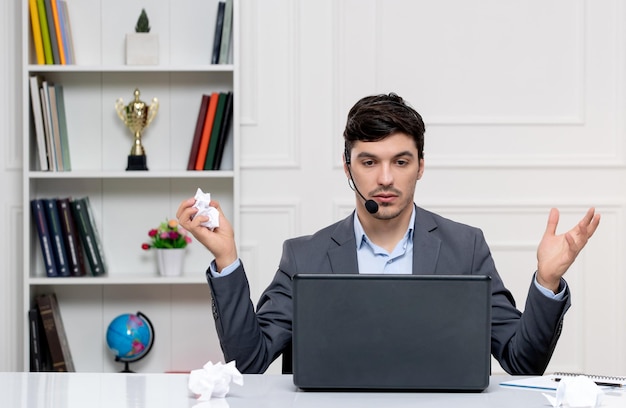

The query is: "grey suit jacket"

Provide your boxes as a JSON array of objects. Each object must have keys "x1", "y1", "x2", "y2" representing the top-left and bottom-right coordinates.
[{"x1": 207, "y1": 206, "x2": 570, "y2": 375}]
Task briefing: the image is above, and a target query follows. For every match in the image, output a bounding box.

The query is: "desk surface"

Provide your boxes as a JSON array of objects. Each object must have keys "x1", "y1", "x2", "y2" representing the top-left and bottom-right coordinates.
[{"x1": 1, "y1": 372, "x2": 624, "y2": 408}]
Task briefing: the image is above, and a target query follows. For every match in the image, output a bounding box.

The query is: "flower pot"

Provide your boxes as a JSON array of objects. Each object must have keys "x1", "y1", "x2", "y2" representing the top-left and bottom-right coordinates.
[
  {"x1": 126, "y1": 33, "x2": 159, "y2": 65},
  {"x1": 156, "y1": 248, "x2": 185, "y2": 277}
]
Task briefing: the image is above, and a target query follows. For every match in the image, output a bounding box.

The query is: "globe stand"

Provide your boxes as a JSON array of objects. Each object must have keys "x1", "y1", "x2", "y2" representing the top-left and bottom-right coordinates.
[{"x1": 117, "y1": 358, "x2": 134, "y2": 373}]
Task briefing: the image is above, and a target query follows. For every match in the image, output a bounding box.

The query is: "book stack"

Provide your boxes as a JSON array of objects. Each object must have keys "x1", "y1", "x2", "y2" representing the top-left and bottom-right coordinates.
[
  {"x1": 187, "y1": 92, "x2": 234, "y2": 171},
  {"x1": 31, "y1": 196, "x2": 107, "y2": 278},
  {"x1": 29, "y1": 0, "x2": 76, "y2": 65},
  {"x1": 29, "y1": 293, "x2": 75, "y2": 372},
  {"x1": 29, "y1": 75, "x2": 71, "y2": 172},
  {"x1": 211, "y1": 0, "x2": 234, "y2": 64}
]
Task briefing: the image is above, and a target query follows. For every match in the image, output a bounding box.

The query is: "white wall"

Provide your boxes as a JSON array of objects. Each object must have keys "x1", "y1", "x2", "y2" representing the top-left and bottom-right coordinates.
[{"x1": 2, "y1": 0, "x2": 625, "y2": 376}]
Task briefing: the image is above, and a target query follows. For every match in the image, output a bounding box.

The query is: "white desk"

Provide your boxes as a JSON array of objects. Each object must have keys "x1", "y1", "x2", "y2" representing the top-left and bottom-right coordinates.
[{"x1": 1, "y1": 372, "x2": 624, "y2": 407}]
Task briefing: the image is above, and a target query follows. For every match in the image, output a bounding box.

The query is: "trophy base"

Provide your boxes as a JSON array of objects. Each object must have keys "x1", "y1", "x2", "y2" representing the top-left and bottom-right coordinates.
[{"x1": 126, "y1": 155, "x2": 148, "y2": 171}]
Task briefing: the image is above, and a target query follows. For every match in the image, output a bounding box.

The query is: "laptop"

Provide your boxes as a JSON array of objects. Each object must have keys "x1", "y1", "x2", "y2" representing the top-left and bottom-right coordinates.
[{"x1": 292, "y1": 274, "x2": 491, "y2": 391}]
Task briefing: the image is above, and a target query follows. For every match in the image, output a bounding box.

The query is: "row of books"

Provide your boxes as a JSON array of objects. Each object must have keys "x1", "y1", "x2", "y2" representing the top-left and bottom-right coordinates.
[
  {"x1": 29, "y1": 75, "x2": 71, "y2": 172},
  {"x1": 31, "y1": 197, "x2": 107, "y2": 278},
  {"x1": 29, "y1": 293, "x2": 74, "y2": 372},
  {"x1": 29, "y1": 0, "x2": 76, "y2": 65},
  {"x1": 212, "y1": 0, "x2": 234, "y2": 64},
  {"x1": 187, "y1": 92, "x2": 234, "y2": 171}
]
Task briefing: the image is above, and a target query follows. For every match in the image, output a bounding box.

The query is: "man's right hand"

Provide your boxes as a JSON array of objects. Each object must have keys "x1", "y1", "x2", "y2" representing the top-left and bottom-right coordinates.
[{"x1": 176, "y1": 197, "x2": 238, "y2": 272}]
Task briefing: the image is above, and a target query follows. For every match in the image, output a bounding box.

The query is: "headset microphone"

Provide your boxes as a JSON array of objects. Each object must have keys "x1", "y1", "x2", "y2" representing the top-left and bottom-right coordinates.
[{"x1": 345, "y1": 150, "x2": 379, "y2": 214}]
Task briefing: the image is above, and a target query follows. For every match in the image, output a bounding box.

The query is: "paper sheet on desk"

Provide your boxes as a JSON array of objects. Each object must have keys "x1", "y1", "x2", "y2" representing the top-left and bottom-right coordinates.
[
  {"x1": 500, "y1": 374, "x2": 626, "y2": 391},
  {"x1": 501, "y1": 375, "x2": 626, "y2": 408}
]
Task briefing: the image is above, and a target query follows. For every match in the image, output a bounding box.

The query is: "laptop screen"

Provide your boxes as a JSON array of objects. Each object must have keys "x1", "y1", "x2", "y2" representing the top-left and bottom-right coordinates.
[{"x1": 292, "y1": 274, "x2": 492, "y2": 391}]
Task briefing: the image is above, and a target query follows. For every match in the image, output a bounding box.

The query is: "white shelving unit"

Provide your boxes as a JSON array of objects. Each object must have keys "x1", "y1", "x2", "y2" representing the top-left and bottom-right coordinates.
[{"x1": 21, "y1": 0, "x2": 239, "y2": 372}]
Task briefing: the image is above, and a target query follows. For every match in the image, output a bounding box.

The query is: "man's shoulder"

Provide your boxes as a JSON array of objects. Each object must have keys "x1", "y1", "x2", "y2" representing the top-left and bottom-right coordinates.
[
  {"x1": 285, "y1": 214, "x2": 353, "y2": 247},
  {"x1": 415, "y1": 206, "x2": 483, "y2": 235}
]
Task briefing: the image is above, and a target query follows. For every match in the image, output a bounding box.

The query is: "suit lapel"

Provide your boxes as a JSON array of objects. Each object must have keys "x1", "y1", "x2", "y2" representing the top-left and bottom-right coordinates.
[
  {"x1": 328, "y1": 213, "x2": 359, "y2": 274},
  {"x1": 412, "y1": 207, "x2": 441, "y2": 275}
]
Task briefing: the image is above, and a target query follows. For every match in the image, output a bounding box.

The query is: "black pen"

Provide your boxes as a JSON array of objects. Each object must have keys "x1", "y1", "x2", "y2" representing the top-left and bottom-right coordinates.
[{"x1": 552, "y1": 377, "x2": 623, "y2": 388}]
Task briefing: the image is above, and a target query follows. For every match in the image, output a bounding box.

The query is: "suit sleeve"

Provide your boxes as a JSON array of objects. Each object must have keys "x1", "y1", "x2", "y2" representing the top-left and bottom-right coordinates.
[
  {"x1": 207, "y1": 243, "x2": 296, "y2": 374},
  {"x1": 473, "y1": 232, "x2": 571, "y2": 375}
]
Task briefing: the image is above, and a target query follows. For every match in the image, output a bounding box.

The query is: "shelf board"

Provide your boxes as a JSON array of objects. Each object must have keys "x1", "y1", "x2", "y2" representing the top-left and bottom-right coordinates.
[
  {"x1": 27, "y1": 274, "x2": 207, "y2": 286},
  {"x1": 27, "y1": 64, "x2": 235, "y2": 73},
  {"x1": 27, "y1": 170, "x2": 234, "y2": 179}
]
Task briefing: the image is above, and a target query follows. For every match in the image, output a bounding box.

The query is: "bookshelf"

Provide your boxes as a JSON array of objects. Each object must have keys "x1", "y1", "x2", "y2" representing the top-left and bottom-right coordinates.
[{"x1": 21, "y1": 0, "x2": 239, "y2": 372}]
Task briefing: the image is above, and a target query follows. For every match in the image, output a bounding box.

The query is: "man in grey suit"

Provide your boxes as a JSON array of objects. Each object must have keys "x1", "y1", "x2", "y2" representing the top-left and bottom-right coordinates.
[{"x1": 177, "y1": 93, "x2": 600, "y2": 375}]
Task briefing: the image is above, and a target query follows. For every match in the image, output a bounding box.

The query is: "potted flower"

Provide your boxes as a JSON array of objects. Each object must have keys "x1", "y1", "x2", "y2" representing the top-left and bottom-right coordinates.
[
  {"x1": 142, "y1": 219, "x2": 191, "y2": 276},
  {"x1": 126, "y1": 8, "x2": 159, "y2": 65}
]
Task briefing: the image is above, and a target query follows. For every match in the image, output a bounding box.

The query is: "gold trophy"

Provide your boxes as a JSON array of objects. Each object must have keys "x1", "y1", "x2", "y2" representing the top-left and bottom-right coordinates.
[{"x1": 115, "y1": 88, "x2": 159, "y2": 171}]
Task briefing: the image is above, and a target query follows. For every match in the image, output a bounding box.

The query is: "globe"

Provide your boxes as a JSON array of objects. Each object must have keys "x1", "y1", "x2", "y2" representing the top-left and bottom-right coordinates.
[{"x1": 106, "y1": 312, "x2": 154, "y2": 372}]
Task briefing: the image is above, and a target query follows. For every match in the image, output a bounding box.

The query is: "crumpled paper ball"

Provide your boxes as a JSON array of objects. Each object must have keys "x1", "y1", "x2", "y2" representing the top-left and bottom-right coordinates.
[
  {"x1": 543, "y1": 375, "x2": 605, "y2": 408},
  {"x1": 188, "y1": 360, "x2": 243, "y2": 401},
  {"x1": 192, "y1": 188, "x2": 220, "y2": 230}
]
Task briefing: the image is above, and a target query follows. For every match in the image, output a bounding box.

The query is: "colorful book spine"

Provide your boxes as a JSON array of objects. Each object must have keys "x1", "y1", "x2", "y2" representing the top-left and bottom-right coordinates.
[
  {"x1": 49, "y1": 0, "x2": 66, "y2": 64},
  {"x1": 71, "y1": 197, "x2": 106, "y2": 276},
  {"x1": 195, "y1": 92, "x2": 219, "y2": 170},
  {"x1": 40, "y1": 81, "x2": 57, "y2": 171},
  {"x1": 36, "y1": 0, "x2": 53, "y2": 64},
  {"x1": 57, "y1": 198, "x2": 86, "y2": 277},
  {"x1": 31, "y1": 199, "x2": 57, "y2": 277},
  {"x1": 55, "y1": 85, "x2": 71, "y2": 170},
  {"x1": 43, "y1": 198, "x2": 70, "y2": 277},
  {"x1": 218, "y1": 0, "x2": 233, "y2": 64},
  {"x1": 29, "y1": 307, "x2": 52, "y2": 371},
  {"x1": 28, "y1": 0, "x2": 45, "y2": 64},
  {"x1": 60, "y1": 1, "x2": 75, "y2": 64},
  {"x1": 29, "y1": 75, "x2": 49, "y2": 171},
  {"x1": 36, "y1": 293, "x2": 75, "y2": 372},
  {"x1": 47, "y1": 85, "x2": 64, "y2": 171},
  {"x1": 204, "y1": 92, "x2": 228, "y2": 170},
  {"x1": 44, "y1": 0, "x2": 60, "y2": 64},
  {"x1": 211, "y1": 2, "x2": 226, "y2": 64},
  {"x1": 187, "y1": 94, "x2": 211, "y2": 170},
  {"x1": 212, "y1": 92, "x2": 234, "y2": 170}
]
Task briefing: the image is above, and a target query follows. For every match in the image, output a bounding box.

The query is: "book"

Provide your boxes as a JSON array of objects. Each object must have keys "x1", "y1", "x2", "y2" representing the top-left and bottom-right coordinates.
[
  {"x1": 43, "y1": 198, "x2": 70, "y2": 277},
  {"x1": 36, "y1": 0, "x2": 53, "y2": 64},
  {"x1": 44, "y1": 0, "x2": 60, "y2": 64},
  {"x1": 187, "y1": 94, "x2": 211, "y2": 170},
  {"x1": 29, "y1": 307, "x2": 52, "y2": 371},
  {"x1": 49, "y1": 0, "x2": 66, "y2": 64},
  {"x1": 29, "y1": 75, "x2": 49, "y2": 171},
  {"x1": 36, "y1": 293, "x2": 75, "y2": 371},
  {"x1": 28, "y1": 0, "x2": 45, "y2": 64},
  {"x1": 194, "y1": 92, "x2": 219, "y2": 170},
  {"x1": 212, "y1": 92, "x2": 234, "y2": 170},
  {"x1": 204, "y1": 92, "x2": 228, "y2": 170},
  {"x1": 55, "y1": 85, "x2": 71, "y2": 170},
  {"x1": 211, "y1": 2, "x2": 226, "y2": 64},
  {"x1": 500, "y1": 373, "x2": 626, "y2": 390},
  {"x1": 60, "y1": 1, "x2": 75, "y2": 64},
  {"x1": 71, "y1": 197, "x2": 107, "y2": 276},
  {"x1": 47, "y1": 85, "x2": 64, "y2": 171},
  {"x1": 31, "y1": 199, "x2": 57, "y2": 277},
  {"x1": 57, "y1": 197, "x2": 86, "y2": 277},
  {"x1": 40, "y1": 81, "x2": 57, "y2": 171},
  {"x1": 218, "y1": 0, "x2": 234, "y2": 64}
]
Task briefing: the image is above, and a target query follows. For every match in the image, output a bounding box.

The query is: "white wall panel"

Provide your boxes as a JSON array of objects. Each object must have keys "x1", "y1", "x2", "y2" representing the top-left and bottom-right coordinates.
[
  {"x1": 334, "y1": 0, "x2": 625, "y2": 166},
  {"x1": 240, "y1": 0, "x2": 299, "y2": 168}
]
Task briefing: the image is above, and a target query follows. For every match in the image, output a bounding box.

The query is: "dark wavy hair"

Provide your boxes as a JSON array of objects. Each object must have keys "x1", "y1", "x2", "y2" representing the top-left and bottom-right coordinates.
[{"x1": 343, "y1": 93, "x2": 425, "y2": 160}]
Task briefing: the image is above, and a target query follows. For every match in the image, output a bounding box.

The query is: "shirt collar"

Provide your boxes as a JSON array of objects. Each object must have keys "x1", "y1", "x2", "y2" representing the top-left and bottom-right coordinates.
[{"x1": 354, "y1": 205, "x2": 416, "y2": 249}]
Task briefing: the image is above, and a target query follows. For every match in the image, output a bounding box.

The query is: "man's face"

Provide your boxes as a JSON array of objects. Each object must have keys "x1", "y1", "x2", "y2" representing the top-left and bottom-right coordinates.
[{"x1": 345, "y1": 132, "x2": 424, "y2": 221}]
